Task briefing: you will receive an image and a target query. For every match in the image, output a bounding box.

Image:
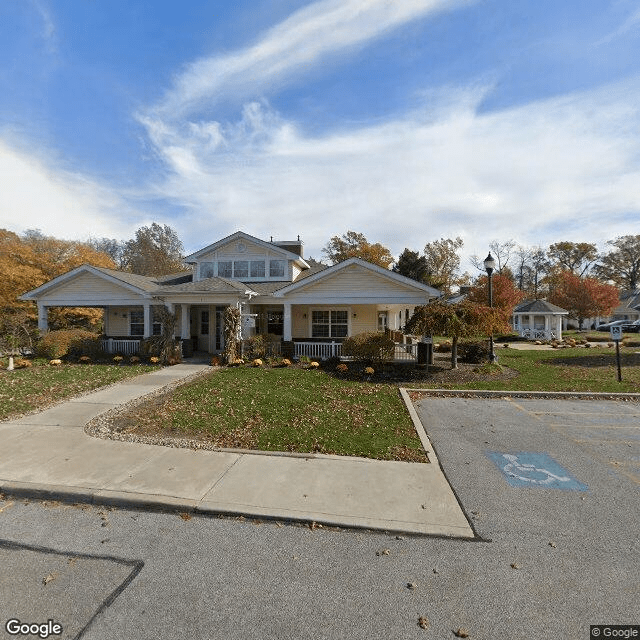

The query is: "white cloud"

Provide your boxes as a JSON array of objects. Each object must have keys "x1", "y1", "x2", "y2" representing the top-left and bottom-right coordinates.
[
  {"x1": 30, "y1": 0, "x2": 57, "y2": 53},
  {"x1": 142, "y1": 78, "x2": 640, "y2": 265},
  {"x1": 150, "y1": 0, "x2": 474, "y2": 120},
  {"x1": 0, "y1": 138, "x2": 144, "y2": 241}
]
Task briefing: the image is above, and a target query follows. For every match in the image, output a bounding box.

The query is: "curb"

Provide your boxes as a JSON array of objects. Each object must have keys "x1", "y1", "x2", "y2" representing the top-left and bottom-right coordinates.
[{"x1": 403, "y1": 388, "x2": 640, "y2": 401}]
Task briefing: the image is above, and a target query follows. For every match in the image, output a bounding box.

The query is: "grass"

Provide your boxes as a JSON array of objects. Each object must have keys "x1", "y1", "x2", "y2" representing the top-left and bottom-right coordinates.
[
  {"x1": 120, "y1": 366, "x2": 426, "y2": 462},
  {"x1": 0, "y1": 360, "x2": 159, "y2": 421},
  {"x1": 412, "y1": 346, "x2": 640, "y2": 393}
]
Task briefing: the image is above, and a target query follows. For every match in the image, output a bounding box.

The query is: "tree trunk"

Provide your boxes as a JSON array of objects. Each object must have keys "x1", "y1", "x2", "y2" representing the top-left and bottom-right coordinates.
[{"x1": 451, "y1": 337, "x2": 458, "y2": 369}]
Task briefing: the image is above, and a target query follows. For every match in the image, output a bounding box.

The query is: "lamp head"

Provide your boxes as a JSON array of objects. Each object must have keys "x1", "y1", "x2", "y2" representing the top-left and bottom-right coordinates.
[{"x1": 484, "y1": 252, "x2": 496, "y2": 274}]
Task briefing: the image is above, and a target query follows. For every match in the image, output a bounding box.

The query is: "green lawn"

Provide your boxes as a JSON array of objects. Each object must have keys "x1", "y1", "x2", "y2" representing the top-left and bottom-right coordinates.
[
  {"x1": 0, "y1": 361, "x2": 159, "y2": 420},
  {"x1": 120, "y1": 366, "x2": 426, "y2": 462},
  {"x1": 414, "y1": 346, "x2": 640, "y2": 393}
]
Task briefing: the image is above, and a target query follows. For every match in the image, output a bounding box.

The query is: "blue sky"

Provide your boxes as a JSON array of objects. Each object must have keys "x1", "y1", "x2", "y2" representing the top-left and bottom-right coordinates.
[{"x1": 1, "y1": 0, "x2": 639, "y2": 271}]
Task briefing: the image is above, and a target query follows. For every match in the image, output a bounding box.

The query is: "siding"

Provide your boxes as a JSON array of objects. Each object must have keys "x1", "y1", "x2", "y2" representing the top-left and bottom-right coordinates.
[
  {"x1": 285, "y1": 264, "x2": 431, "y2": 303},
  {"x1": 40, "y1": 272, "x2": 144, "y2": 305}
]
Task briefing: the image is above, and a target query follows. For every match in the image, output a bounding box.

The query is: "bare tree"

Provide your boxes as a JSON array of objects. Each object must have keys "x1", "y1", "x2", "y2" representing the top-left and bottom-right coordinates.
[{"x1": 471, "y1": 239, "x2": 516, "y2": 274}]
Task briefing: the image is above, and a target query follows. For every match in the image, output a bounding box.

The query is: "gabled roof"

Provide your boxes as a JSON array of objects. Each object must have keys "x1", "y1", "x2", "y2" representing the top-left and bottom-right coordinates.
[
  {"x1": 184, "y1": 231, "x2": 310, "y2": 269},
  {"x1": 513, "y1": 299, "x2": 568, "y2": 314},
  {"x1": 20, "y1": 264, "x2": 158, "y2": 299},
  {"x1": 272, "y1": 257, "x2": 442, "y2": 297}
]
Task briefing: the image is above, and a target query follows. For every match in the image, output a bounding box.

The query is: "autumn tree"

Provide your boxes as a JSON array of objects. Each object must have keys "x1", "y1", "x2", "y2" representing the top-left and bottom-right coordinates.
[
  {"x1": 466, "y1": 273, "x2": 525, "y2": 313},
  {"x1": 547, "y1": 241, "x2": 598, "y2": 277},
  {"x1": 322, "y1": 231, "x2": 394, "y2": 268},
  {"x1": 405, "y1": 301, "x2": 510, "y2": 369},
  {"x1": 1, "y1": 229, "x2": 119, "y2": 333},
  {"x1": 392, "y1": 249, "x2": 429, "y2": 283},
  {"x1": 121, "y1": 223, "x2": 185, "y2": 276},
  {"x1": 549, "y1": 272, "x2": 619, "y2": 330},
  {"x1": 595, "y1": 235, "x2": 640, "y2": 291},
  {"x1": 422, "y1": 237, "x2": 464, "y2": 296}
]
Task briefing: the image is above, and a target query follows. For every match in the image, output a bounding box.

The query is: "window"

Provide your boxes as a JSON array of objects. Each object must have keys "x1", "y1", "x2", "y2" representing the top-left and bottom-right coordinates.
[
  {"x1": 130, "y1": 310, "x2": 144, "y2": 336},
  {"x1": 312, "y1": 310, "x2": 348, "y2": 338},
  {"x1": 233, "y1": 261, "x2": 248, "y2": 278},
  {"x1": 152, "y1": 308, "x2": 162, "y2": 336},
  {"x1": 250, "y1": 260, "x2": 265, "y2": 278},
  {"x1": 201, "y1": 310, "x2": 209, "y2": 335},
  {"x1": 270, "y1": 260, "x2": 286, "y2": 278},
  {"x1": 217, "y1": 261, "x2": 232, "y2": 277},
  {"x1": 200, "y1": 262, "x2": 215, "y2": 279}
]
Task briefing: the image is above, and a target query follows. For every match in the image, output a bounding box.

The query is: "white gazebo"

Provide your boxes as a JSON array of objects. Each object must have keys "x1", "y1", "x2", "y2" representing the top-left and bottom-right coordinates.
[{"x1": 512, "y1": 300, "x2": 568, "y2": 341}]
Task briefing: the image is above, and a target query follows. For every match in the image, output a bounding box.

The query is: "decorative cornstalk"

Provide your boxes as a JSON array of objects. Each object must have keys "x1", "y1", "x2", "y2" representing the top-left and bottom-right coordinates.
[
  {"x1": 223, "y1": 306, "x2": 242, "y2": 364},
  {"x1": 144, "y1": 306, "x2": 179, "y2": 365}
]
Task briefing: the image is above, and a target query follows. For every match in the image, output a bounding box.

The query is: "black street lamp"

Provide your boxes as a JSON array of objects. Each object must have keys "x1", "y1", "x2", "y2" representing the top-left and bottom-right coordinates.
[{"x1": 484, "y1": 252, "x2": 497, "y2": 364}]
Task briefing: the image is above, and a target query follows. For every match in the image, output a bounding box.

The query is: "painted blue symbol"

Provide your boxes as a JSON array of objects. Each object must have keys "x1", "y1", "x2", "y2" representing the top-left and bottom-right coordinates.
[{"x1": 487, "y1": 451, "x2": 588, "y2": 491}]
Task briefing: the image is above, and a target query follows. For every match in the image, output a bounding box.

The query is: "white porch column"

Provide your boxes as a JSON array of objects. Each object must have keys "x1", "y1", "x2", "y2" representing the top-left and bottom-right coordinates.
[
  {"x1": 180, "y1": 304, "x2": 190, "y2": 339},
  {"x1": 557, "y1": 316, "x2": 563, "y2": 341},
  {"x1": 283, "y1": 303, "x2": 292, "y2": 341},
  {"x1": 103, "y1": 308, "x2": 110, "y2": 335},
  {"x1": 544, "y1": 314, "x2": 550, "y2": 337},
  {"x1": 143, "y1": 302, "x2": 152, "y2": 338},
  {"x1": 37, "y1": 303, "x2": 49, "y2": 334}
]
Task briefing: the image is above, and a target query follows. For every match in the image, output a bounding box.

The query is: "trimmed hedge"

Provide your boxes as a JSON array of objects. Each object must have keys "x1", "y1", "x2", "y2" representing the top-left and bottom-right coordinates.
[
  {"x1": 36, "y1": 329, "x2": 102, "y2": 360},
  {"x1": 457, "y1": 341, "x2": 491, "y2": 364},
  {"x1": 341, "y1": 332, "x2": 395, "y2": 365}
]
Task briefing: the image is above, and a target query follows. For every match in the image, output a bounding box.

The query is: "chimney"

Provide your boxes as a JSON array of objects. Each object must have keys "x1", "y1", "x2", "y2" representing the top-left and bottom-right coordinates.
[{"x1": 273, "y1": 237, "x2": 304, "y2": 258}]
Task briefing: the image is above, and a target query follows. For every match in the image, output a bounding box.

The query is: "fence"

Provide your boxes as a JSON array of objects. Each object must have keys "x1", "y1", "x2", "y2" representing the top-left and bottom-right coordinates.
[
  {"x1": 101, "y1": 338, "x2": 141, "y2": 355},
  {"x1": 294, "y1": 341, "x2": 342, "y2": 360}
]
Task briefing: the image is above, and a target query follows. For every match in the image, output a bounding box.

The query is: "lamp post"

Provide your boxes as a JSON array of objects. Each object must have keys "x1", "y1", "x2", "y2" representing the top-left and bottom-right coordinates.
[{"x1": 484, "y1": 252, "x2": 497, "y2": 364}]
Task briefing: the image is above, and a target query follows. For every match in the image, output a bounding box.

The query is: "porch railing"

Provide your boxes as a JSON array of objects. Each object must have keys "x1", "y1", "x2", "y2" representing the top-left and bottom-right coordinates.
[
  {"x1": 294, "y1": 341, "x2": 342, "y2": 360},
  {"x1": 392, "y1": 343, "x2": 418, "y2": 361},
  {"x1": 520, "y1": 329, "x2": 557, "y2": 341},
  {"x1": 101, "y1": 338, "x2": 141, "y2": 355}
]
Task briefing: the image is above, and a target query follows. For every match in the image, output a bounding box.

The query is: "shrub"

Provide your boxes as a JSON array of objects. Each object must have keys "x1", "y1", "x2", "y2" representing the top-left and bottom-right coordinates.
[
  {"x1": 36, "y1": 329, "x2": 102, "y2": 360},
  {"x1": 113, "y1": 355, "x2": 123, "y2": 364},
  {"x1": 457, "y1": 341, "x2": 491, "y2": 364},
  {"x1": 252, "y1": 358, "x2": 263, "y2": 367},
  {"x1": 49, "y1": 359, "x2": 63, "y2": 366},
  {"x1": 281, "y1": 358, "x2": 292, "y2": 367},
  {"x1": 149, "y1": 356, "x2": 160, "y2": 364},
  {"x1": 341, "y1": 331, "x2": 395, "y2": 364},
  {"x1": 364, "y1": 366, "x2": 375, "y2": 375},
  {"x1": 14, "y1": 358, "x2": 32, "y2": 369},
  {"x1": 79, "y1": 356, "x2": 91, "y2": 364},
  {"x1": 129, "y1": 356, "x2": 140, "y2": 364},
  {"x1": 309, "y1": 361, "x2": 320, "y2": 368},
  {"x1": 210, "y1": 356, "x2": 221, "y2": 366},
  {"x1": 336, "y1": 363, "x2": 348, "y2": 373}
]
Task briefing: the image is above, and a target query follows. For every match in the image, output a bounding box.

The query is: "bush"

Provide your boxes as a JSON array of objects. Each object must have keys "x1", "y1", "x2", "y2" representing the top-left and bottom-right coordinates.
[
  {"x1": 14, "y1": 358, "x2": 32, "y2": 369},
  {"x1": 341, "y1": 332, "x2": 395, "y2": 364},
  {"x1": 457, "y1": 341, "x2": 491, "y2": 364},
  {"x1": 36, "y1": 329, "x2": 102, "y2": 360}
]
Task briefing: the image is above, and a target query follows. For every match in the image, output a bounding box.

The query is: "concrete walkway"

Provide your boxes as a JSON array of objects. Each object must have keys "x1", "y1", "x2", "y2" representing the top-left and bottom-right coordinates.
[{"x1": 0, "y1": 364, "x2": 473, "y2": 538}]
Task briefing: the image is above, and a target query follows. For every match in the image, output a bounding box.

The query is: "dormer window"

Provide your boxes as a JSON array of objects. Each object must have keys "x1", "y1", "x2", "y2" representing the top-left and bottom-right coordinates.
[
  {"x1": 218, "y1": 261, "x2": 232, "y2": 277},
  {"x1": 250, "y1": 261, "x2": 265, "y2": 277},
  {"x1": 233, "y1": 261, "x2": 249, "y2": 278},
  {"x1": 200, "y1": 262, "x2": 215, "y2": 279},
  {"x1": 270, "y1": 260, "x2": 286, "y2": 277}
]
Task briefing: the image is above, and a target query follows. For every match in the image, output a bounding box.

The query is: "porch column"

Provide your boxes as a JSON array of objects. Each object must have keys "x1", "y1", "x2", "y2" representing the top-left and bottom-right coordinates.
[
  {"x1": 165, "y1": 302, "x2": 176, "y2": 337},
  {"x1": 557, "y1": 316, "x2": 563, "y2": 341},
  {"x1": 37, "y1": 303, "x2": 49, "y2": 334},
  {"x1": 143, "y1": 302, "x2": 152, "y2": 338},
  {"x1": 180, "y1": 304, "x2": 190, "y2": 339},
  {"x1": 283, "y1": 303, "x2": 292, "y2": 341},
  {"x1": 544, "y1": 315, "x2": 550, "y2": 338},
  {"x1": 103, "y1": 308, "x2": 109, "y2": 335}
]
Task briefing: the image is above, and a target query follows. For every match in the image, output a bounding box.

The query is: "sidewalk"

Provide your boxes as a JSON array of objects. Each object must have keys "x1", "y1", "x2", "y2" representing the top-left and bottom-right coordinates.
[{"x1": 0, "y1": 364, "x2": 473, "y2": 538}]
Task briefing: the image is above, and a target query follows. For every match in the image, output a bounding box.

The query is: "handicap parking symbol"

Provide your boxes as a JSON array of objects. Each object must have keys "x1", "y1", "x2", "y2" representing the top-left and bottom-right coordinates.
[{"x1": 487, "y1": 451, "x2": 588, "y2": 491}]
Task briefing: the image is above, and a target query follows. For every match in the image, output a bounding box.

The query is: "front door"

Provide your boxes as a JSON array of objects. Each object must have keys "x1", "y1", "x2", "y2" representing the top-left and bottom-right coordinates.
[{"x1": 198, "y1": 308, "x2": 210, "y2": 352}]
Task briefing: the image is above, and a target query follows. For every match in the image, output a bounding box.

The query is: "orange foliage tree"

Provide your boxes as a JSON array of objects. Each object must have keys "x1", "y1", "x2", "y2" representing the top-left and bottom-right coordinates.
[
  {"x1": 549, "y1": 272, "x2": 619, "y2": 330},
  {"x1": 405, "y1": 301, "x2": 511, "y2": 369},
  {"x1": 466, "y1": 273, "x2": 525, "y2": 313},
  {"x1": 1, "y1": 229, "x2": 116, "y2": 333}
]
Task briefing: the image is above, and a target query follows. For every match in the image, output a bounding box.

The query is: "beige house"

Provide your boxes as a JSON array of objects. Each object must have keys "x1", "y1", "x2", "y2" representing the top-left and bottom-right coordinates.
[{"x1": 21, "y1": 231, "x2": 441, "y2": 359}]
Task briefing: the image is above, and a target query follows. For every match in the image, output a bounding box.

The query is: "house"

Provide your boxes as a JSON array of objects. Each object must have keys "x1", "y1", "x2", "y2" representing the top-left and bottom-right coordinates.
[
  {"x1": 610, "y1": 290, "x2": 640, "y2": 323},
  {"x1": 20, "y1": 231, "x2": 441, "y2": 359},
  {"x1": 512, "y1": 299, "x2": 568, "y2": 341}
]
